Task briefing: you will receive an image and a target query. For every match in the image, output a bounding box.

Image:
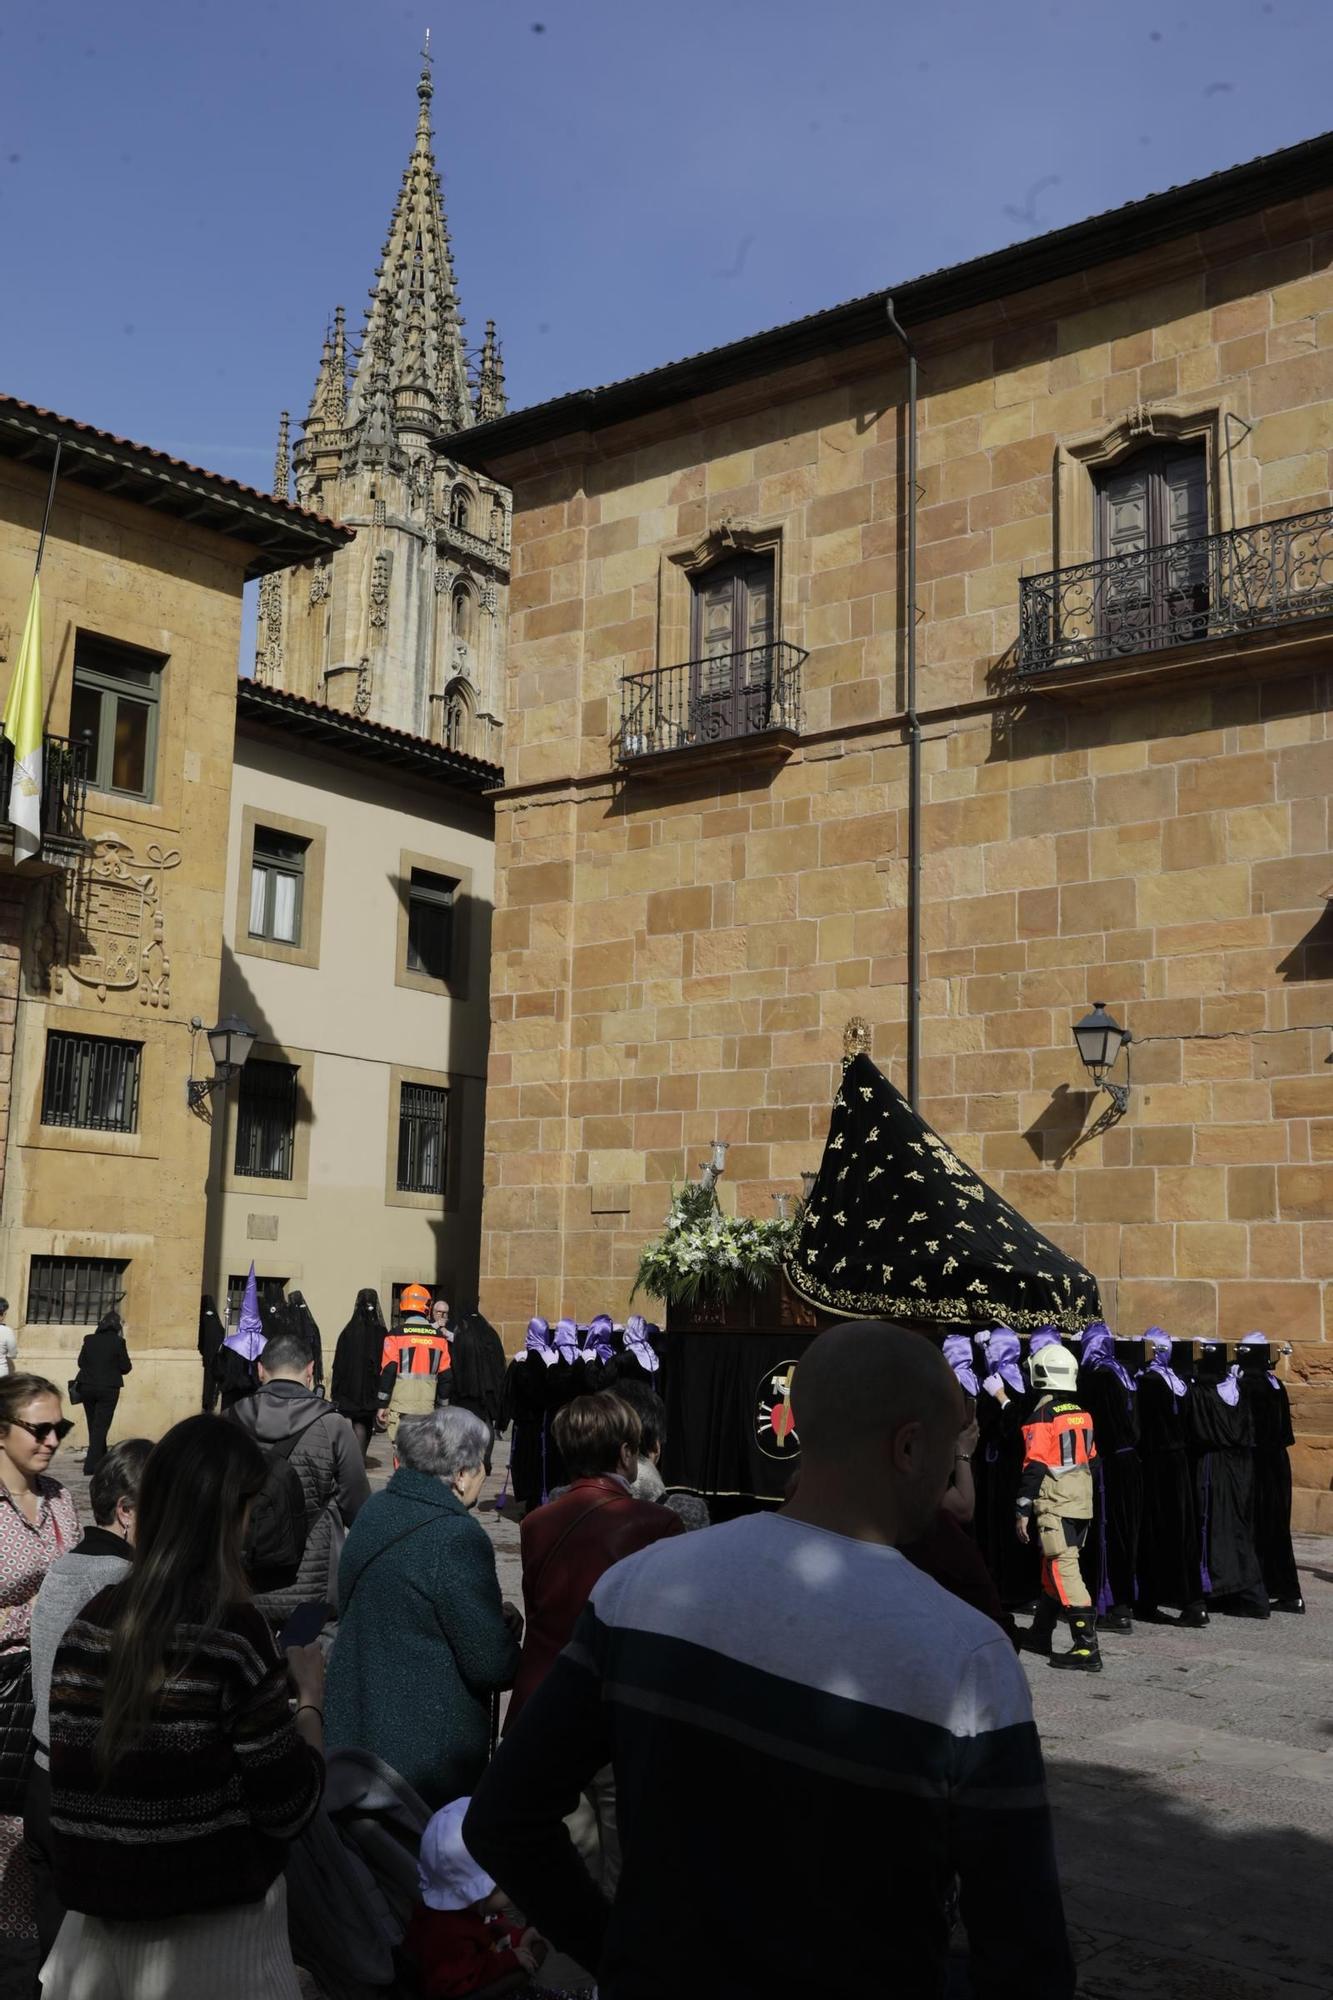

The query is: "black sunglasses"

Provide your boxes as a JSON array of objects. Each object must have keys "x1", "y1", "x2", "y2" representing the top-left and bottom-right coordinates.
[{"x1": 11, "y1": 1419, "x2": 74, "y2": 1444}]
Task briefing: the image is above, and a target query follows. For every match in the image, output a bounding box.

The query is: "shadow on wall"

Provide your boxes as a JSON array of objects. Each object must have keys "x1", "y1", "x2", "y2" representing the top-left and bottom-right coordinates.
[
  {"x1": 1045, "y1": 1756, "x2": 1332, "y2": 1997},
  {"x1": 199, "y1": 883, "x2": 494, "y2": 1337}
]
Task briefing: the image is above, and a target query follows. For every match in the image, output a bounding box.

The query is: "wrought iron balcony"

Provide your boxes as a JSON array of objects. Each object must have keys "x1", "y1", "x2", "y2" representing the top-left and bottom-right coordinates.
[
  {"x1": 0, "y1": 733, "x2": 89, "y2": 864},
  {"x1": 1017, "y1": 504, "x2": 1333, "y2": 678},
  {"x1": 618, "y1": 642, "x2": 805, "y2": 765}
]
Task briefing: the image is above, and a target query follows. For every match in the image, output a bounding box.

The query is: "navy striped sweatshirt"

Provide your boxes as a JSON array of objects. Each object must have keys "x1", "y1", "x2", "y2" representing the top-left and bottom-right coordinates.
[{"x1": 466, "y1": 1513, "x2": 1075, "y2": 1999}]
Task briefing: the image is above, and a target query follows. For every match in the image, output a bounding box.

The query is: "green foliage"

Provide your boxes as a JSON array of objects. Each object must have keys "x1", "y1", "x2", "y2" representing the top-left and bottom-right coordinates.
[{"x1": 632, "y1": 1181, "x2": 796, "y2": 1307}]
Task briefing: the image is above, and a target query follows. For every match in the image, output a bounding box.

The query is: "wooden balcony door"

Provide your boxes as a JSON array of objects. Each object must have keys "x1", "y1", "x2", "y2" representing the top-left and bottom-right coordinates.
[
  {"x1": 1095, "y1": 444, "x2": 1209, "y2": 652},
  {"x1": 690, "y1": 555, "x2": 775, "y2": 742}
]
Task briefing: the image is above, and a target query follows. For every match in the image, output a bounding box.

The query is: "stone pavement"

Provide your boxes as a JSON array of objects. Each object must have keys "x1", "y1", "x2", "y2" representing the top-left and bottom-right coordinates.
[{"x1": 453, "y1": 1451, "x2": 1333, "y2": 2000}]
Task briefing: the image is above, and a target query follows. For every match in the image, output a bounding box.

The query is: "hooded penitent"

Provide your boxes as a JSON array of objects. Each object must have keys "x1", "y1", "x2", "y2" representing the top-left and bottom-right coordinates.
[
  {"x1": 942, "y1": 1334, "x2": 978, "y2": 1398},
  {"x1": 224, "y1": 1264, "x2": 266, "y2": 1362},
  {"x1": 1141, "y1": 1328, "x2": 1186, "y2": 1398},
  {"x1": 784, "y1": 1053, "x2": 1101, "y2": 1330},
  {"x1": 1077, "y1": 1323, "x2": 1142, "y2": 1620},
  {"x1": 1237, "y1": 1333, "x2": 1302, "y2": 1607},
  {"x1": 331, "y1": 1288, "x2": 389, "y2": 1418}
]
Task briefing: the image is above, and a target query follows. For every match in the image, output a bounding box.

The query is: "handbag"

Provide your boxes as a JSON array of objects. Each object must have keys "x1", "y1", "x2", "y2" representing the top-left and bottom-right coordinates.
[
  {"x1": 0, "y1": 1652, "x2": 35, "y2": 1813},
  {"x1": 67, "y1": 1378, "x2": 83, "y2": 1406}
]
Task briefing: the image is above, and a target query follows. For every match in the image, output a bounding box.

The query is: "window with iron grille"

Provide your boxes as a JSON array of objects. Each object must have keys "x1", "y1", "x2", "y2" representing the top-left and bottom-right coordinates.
[
  {"x1": 249, "y1": 828, "x2": 307, "y2": 945},
  {"x1": 40, "y1": 1032, "x2": 141, "y2": 1132},
  {"x1": 397, "y1": 1082, "x2": 448, "y2": 1195},
  {"x1": 406, "y1": 869, "x2": 456, "y2": 982},
  {"x1": 27, "y1": 1255, "x2": 127, "y2": 1325},
  {"x1": 226, "y1": 1273, "x2": 288, "y2": 1326},
  {"x1": 234, "y1": 1059, "x2": 299, "y2": 1180}
]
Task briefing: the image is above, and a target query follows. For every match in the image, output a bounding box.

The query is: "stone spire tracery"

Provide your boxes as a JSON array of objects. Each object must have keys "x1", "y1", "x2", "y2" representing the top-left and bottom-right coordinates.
[
  {"x1": 270, "y1": 50, "x2": 510, "y2": 759},
  {"x1": 344, "y1": 48, "x2": 472, "y2": 456}
]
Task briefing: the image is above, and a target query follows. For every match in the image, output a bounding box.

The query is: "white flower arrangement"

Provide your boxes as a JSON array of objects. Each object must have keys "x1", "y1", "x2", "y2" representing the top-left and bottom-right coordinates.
[{"x1": 633, "y1": 1182, "x2": 796, "y2": 1308}]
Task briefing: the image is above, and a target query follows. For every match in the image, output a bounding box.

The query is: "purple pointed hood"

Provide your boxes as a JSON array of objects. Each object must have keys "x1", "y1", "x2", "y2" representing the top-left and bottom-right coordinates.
[
  {"x1": 1141, "y1": 1328, "x2": 1186, "y2": 1397},
  {"x1": 552, "y1": 1318, "x2": 579, "y2": 1363},
  {"x1": 224, "y1": 1263, "x2": 266, "y2": 1363},
  {"x1": 983, "y1": 1327, "x2": 1025, "y2": 1396},
  {"x1": 525, "y1": 1317, "x2": 557, "y2": 1367},
  {"x1": 622, "y1": 1314, "x2": 660, "y2": 1374},
  {"x1": 942, "y1": 1335, "x2": 978, "y2": 1398},
  {"x1": 581, "y1": 1314, "x2": 615, "y2": 1363},
  {"x1": 1239, "y1": 1331, "x2": 1280, "y2": 1389},
  {"x1": 1080, "y1": 1321, "x2": 1136, "y2": 1392}
]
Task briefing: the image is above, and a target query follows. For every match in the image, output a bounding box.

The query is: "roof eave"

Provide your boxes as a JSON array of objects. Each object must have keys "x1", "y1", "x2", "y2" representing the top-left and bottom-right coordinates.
[
  {"x1": 0, "y1": 402, "x2": 354, "y2": 577},
  {"x1": 235, "y1": 680, "x2": 503, "y2": 792},
  {"x1": 441, "y1": 130, "x2": 1333, "y2": 470}
]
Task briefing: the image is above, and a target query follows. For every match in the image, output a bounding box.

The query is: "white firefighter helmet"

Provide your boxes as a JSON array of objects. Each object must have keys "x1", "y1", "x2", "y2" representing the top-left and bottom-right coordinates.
[{"x1": 1028, "y1": 1341, "x2": 1079, "y2": 1393}]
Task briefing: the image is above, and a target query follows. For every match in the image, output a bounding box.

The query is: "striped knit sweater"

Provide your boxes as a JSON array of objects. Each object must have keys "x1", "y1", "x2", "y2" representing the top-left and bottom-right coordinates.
[
  {"x1": 466, "y1": 1513, "x2": 1075, "y2": 1999},
  {"x1": 48, "y1": 1586, "x2": 323, "y2": 1920}
]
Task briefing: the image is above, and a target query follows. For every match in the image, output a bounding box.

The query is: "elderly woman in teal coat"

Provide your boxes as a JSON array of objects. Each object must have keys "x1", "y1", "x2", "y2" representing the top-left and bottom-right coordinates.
[{"x1": 326, "y1": 1406, "x2": 520, "y2": 1807}]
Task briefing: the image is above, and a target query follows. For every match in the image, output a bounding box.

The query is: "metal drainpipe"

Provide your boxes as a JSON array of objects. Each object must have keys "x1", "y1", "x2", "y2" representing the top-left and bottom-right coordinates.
[{"x1": 884, "y1": 298, "x2": 921, "y2": 1109}]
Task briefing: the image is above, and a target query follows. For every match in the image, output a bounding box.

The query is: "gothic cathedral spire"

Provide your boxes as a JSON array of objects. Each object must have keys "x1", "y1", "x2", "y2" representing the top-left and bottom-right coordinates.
[
  {"x1": 272, "y1": 47, "x2": 510, "y2": 760},
  {"x1": 344, "y1": 43, "x2": 472, "y2": 457}
]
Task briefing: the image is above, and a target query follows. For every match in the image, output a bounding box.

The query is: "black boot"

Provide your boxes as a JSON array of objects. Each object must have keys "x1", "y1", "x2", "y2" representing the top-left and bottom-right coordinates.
[
  {"x1": 1022, "y1": 1596, "x2": 1059, "y2": 1656},
  {"x1": 1101, "y1": 1603, "x2": 1133, "y2": 1635},
  {"x1": 1049, "y1": 1610, "x2": 1103, "y2": 1672},
  {"x1": 1273, "y1": 1595, "x2": 1306, "y2": 1614},
  {"x1": 1179, "y1": 1600, "x2": 1210, "y2": 1628}
]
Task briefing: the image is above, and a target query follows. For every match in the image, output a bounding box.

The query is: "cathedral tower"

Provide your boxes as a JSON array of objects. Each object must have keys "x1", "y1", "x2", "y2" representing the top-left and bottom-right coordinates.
[{"x1": 256, "y1": 43, "x2": 508, "y2": 760}]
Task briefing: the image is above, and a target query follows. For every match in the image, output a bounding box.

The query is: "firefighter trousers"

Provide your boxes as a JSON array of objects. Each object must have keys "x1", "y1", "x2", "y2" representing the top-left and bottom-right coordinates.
[
  {"x1": 385, "y1": 1369, "x2": 437, "y2": 1449},
  {"x1": 1036, "y1": 1511, "x2": 1092, "y2": 1610}
]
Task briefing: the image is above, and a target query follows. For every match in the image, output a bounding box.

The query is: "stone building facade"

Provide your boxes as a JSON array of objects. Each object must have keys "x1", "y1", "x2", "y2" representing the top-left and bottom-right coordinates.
[
  {"x1": 0, "y1": 395, "x2": 348, "y2": 1436},
  {"x1": 256, "y1": 54, "x2": 510, "y2": 761},
  {"x1": 447, "y1": 136, "x2": 1333, "y2": 1528},
  {"x1": 205, "y1": 682, "x2": 498, "y2": 1335}
]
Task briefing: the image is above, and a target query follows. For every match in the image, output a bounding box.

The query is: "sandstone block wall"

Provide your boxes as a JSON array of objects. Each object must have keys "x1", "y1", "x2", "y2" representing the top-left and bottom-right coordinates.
[{"x1": 480, "y1": 190, "x2": 1333, "y2": 1525}]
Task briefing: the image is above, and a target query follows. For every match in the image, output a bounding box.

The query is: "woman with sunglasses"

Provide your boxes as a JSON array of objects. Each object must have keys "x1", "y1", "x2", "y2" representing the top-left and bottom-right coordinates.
[{"x1": 0, "y1": 1373, "x2": 77, "y2": 1971}]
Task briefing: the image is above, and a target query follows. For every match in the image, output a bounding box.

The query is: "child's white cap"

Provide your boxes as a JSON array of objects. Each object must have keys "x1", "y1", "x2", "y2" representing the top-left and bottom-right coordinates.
[{"x1": 417, "y1": 1799, "x2": 496, "y2": 1912}]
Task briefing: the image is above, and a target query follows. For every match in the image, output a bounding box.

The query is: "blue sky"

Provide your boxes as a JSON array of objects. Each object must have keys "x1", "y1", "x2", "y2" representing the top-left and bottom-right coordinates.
[{"x1": 3, "y1": 0, "x2": 1331, "y2": 635}]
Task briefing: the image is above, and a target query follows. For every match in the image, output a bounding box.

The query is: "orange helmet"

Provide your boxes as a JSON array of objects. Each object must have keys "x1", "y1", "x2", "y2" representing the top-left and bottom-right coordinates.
[{"x1": 399, "y1": 1283, "x2": 432, "y2": 1317}]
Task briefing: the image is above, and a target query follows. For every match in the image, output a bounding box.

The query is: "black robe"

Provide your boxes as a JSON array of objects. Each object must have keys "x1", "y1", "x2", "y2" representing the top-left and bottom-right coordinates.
[
  {"x1": 1189, "y1": 1383, "x2": 1264, "y2": 1601},
  {"x1": 973, "y1": 1383, "x2": 1041, "y2": 1607},
  {"x1": 1136, "y1": 1369, "x2": 1204, "y2": 1611},
  {"x1": 213, "y1": 1343, "x2": 258, "y2": 1411},
  {"x1": 198, "y1": 1296, "x2": 226, "y2": 1414},
  {"x1": 287, "y1": 1292, "x2": 324, "y2": 1392},
  {"x1": 330, "y1": 1291, "x2": 388, "y2": 1424},
  {"x1": 1240, "y1": 1369, "x2": 1301, "y2": 1603},
  {"x1": 503, "y1": 1354, "x2": 575, "y2": 1507},
  {"x1": 448, "y1": 1310, "x2": 509, "y2": 1430},
  {"x1": 1078, "y1": 1363, "x2": 1143, "y2": 1614}
]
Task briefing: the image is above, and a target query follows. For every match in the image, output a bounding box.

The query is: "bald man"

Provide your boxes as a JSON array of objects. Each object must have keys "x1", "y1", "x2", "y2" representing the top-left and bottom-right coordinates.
[{"x1": 465, "y1": 1322, "x2": 1074, "y2": 1999}]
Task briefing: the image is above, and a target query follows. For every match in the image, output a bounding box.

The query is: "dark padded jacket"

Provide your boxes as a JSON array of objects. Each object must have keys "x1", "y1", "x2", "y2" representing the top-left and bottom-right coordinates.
[{"x1": 230, "y1": 1381, "x2": 370, "y2": 1622}]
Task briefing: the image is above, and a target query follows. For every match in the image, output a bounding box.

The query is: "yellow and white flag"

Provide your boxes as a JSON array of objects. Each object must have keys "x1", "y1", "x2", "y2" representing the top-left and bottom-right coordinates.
[{"x1": 3, "y1": 578, "x2": 43, "y2": 863}]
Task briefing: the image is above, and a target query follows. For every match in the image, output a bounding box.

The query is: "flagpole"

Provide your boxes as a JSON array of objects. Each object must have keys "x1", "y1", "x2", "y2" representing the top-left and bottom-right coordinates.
[{"x1": 32, "y1": 440, "x2": 63, "y2": 576}]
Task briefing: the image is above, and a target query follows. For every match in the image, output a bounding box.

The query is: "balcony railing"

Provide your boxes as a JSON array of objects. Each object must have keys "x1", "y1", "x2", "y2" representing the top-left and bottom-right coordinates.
[
  {"x1": 1017, "y1": 504, "x2": 1333, "y2": 677},
  {"x1": 618, "y1": 642, "x2": 805, "y2": 763},
  {"x1": 437, "y1": 517, "x2": 510, "y2": 570},
  {"x1": 0, "y1": 733, "x2": 89, "y2": 860}
]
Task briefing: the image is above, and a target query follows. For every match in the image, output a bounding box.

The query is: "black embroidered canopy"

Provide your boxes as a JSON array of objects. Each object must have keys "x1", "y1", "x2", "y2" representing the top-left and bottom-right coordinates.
[{"x1": 783, "y1": 1053, "x2": 1102, "y2": 1331}]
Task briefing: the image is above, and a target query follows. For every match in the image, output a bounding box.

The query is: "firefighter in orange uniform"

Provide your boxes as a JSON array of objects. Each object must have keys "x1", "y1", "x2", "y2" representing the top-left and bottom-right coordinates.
[
  {"x1": 379, "y1": 1283, "x2": 452, "y2": 1446},
  {"x1": 1015, "y1": 1341, "x2": 1101, "y2": 1673}
]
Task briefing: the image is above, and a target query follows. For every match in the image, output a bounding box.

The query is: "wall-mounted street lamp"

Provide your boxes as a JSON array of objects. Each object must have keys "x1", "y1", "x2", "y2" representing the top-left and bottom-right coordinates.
[
  {"x1": 187, "y1": 1013, "x2": 257, "y2": 1110},
  {"x1": 1073, "y1": 1001, "x2": 1133, "y2": 1115}
]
